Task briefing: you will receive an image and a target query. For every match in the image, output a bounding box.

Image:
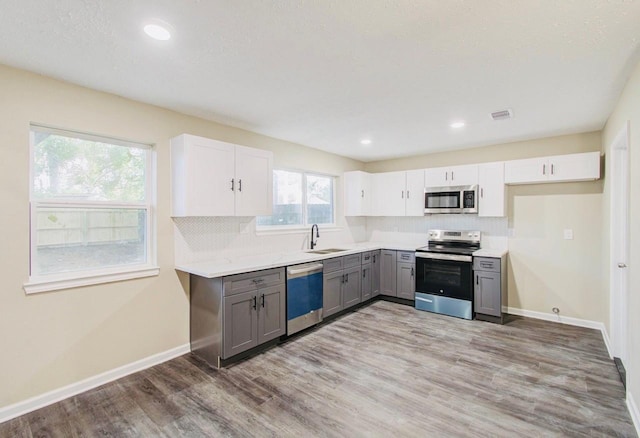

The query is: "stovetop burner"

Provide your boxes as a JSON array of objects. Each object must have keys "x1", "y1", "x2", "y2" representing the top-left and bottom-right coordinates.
[{"x1": 416, "y1": 229, "x2": 481, "y2": 255}]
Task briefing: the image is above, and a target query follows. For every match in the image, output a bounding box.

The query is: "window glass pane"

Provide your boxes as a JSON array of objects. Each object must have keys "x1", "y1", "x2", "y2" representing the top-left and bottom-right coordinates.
[
  {"x1": 256, "y1": 170, "x2": 303, "y2": 226},
  {"x1": 306, "y1": 174, "x2": 334, "y2": 225},
  {"x1": 32, "y1": 131, "x2": 146, "y2": 202},
  {"x1": 33, "y1": 207, "x2": 147, "y2": 276}
]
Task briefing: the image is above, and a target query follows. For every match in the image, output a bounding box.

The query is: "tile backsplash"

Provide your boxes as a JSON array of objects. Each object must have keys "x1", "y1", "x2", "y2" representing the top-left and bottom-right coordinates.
[
  {"x1": 173, "y1": 217, "x2": 366, "y2": 264},
  {"x1": 174, "y1": 215, "x2": 507, "y2": 265}
]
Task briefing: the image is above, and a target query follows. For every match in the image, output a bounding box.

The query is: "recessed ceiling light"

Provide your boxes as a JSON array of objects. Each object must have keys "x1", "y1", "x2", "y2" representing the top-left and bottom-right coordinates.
[
  {"x1": 450, "y1": 121, "x2": 465, "y2": 129},
  {"x1": 360, "y1": 139, "x2": 372, "y2": 145},
  {"x1": 144, "y1": 21, "x2": 172, "y2": 41}
]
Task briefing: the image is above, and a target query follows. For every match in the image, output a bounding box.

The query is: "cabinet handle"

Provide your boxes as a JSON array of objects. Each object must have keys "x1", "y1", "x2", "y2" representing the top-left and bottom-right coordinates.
[
  {"x1": 261, "y1": 294, "x2": 265, "y2": 308},
  {"x1": 230, "y1": 178, "x2": 235, "y2": 191},
  {"x1": 445, "y1": 172, "x2": 448, "y2": 181},
  {"x1": 346, "y1": 273, "x2": 349, "y2": 282},
  {"x1": 373, "y1": 255, "x2": 376, "y2": 263},
  {"x1": 361, "y1": 189, "x2": 364, "y2": 198},
  {"x1": 407, "y1": 191, "x2": 410, "y2": 199},
  {"x1": 481, "y1": 188, "x2": 484, "y2": 198},
  {"x1": 551, "y1": 164, "x2": 554, "y2": 175},
  {"x1": 238, "y1": 179, "x2": 242, "y2": 192},
  {"x1": 363, "y1": 270, "x2": 366, "y2": 278},
  {"x1": 252, "y1": 296, "x2": 257, "y2": 310},
  {"x1": 401, "y1": 190, "x2": 404, "y2": 199},
  {"x1": 341, "y1": 274, "x2": 345, "y2": 284},
  {"x1": 411, "y1": 267, "x2": 414, "y2": 277},
  {"x1": 542, "y1": 164, "x2": 546, "y2": 175},
  {"x1": 476, "y1": 275, "x2": 479, "y2": 285},
  {"x1": 451, "y1": 171, "x2": 454, "y2": 180}
]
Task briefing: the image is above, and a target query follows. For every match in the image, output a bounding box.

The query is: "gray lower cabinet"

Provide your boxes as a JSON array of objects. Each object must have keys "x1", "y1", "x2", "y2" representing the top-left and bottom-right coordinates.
[
  {"x1": 323, "y1": 255, "x2": 362, "y2": 317},
  {"x1": 361, "y1": 262, "x2": 372, "y2": 301},
  {"x1": 396, "y1": 261, "x2": 415, "y2": 300},
  {"x1": 190, "y1": 267, "x2": 286, "y2": 367},
  {"x1": 323, "y1": 270, "x2": 344, "y2": 318},
  {"x1": 223, "y1": 290, "x2": 258, "y2": 358},
  {"x1": 473, "y1": 256, "x2": 507, "y2": 323},
  {"x1": 474, "y1": 271, "x2": 501, "y2": 316},
  {"x1": 223, "y1": 283, "x2": 285, "y2": 359},
  {"x1": 371, "y1": 250, "x2": 381, "y2": 297},
  {"x1": 343, "y1": 265, "x2": 362, "y2": 308},
  {"x1": 380, "y1": 250, "x2": 397, "y2": 296}
]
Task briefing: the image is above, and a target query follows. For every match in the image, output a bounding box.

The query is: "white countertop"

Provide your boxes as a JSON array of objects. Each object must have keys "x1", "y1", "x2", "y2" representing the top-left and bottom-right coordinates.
[
  {"x1": 472, "y1": 248, "x2": 509, "y2": 258},
  {"x1": 176, "y1": 241, "x2": 510, "y2": 278},
  {"x1": 175, "y1": 241, "x2": 425, "y2": 278}
]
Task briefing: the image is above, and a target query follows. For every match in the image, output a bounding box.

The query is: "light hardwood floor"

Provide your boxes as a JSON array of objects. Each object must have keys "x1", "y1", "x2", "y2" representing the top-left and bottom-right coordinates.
[{"x1": 1, "y1": 300, "x2": 636, "y2": 437}]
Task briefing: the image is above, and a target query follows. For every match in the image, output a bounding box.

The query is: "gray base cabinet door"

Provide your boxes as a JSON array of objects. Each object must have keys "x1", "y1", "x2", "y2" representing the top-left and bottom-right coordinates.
[
  {"x1": 258, "y1": 284, "x2": 285, "y2": 344},
  {"x1": 361, "y1": 263, "x2": 372, "y2": 301},
  {"x1": 396, "y1": 262, "x2": 415, "y2": 300},
  {"x1": 223, "y1": 291, "x2": 258, "y2": 358},
  {"x1": 343, "y1": 266, "x2": 362, "y2": 309},
  {"x1": 323, "y1": 271, "x2": 343, "y2": 318},
  {"x1": 474, "y1": 271, "x2": 501, "y2": 317},
  {"x1": 380, "y1": 250, "x2": 397, "y2": 296},
  {"x1": 371, "y1": 251, "x2": 381, "y2": 297}
]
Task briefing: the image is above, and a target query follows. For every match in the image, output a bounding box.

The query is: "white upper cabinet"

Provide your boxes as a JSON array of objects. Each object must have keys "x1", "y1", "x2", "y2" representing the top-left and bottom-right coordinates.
[
  {"x1": 478, "y1": 162, "x2": 506, "y2": 217},
  {"x1": 405, "y1": 169, "x2": 426, "y2": 216},
  {"x1": 504, "y1": 152, "x2": 600, "y2": 185},
  {"x1": 171, "y1": 134, "x2": 273, "y2": 217},
  {"x1": 425, "y1": 164, "x2": 478, "y2": 187},
  {"x1": 367, "y1": 170, "x2": 424, "y2": 217},
  {"x1": 344, "y1": 171, "x2": 372, "y2": 216},
  {"x1": 372, "y1": 171, "x2": 406, "y2": 216},
  {"x1": 234, "y1": 145, "x2": 273, "y2": 216}
]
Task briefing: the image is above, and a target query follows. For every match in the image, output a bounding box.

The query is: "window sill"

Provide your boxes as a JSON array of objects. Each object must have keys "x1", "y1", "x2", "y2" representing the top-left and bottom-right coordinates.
[
  {"x1": 23, "y1": 265, "x2": 160, "y2": 294},
  {"x1": 255, "y1": 226, "x2": 342, "y2": 236}
]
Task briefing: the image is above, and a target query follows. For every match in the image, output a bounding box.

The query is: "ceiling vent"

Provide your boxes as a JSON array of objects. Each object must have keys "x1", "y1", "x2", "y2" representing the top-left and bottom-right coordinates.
[{"x1": 490, "y1": 109, "x2": 513, "y2": 121}]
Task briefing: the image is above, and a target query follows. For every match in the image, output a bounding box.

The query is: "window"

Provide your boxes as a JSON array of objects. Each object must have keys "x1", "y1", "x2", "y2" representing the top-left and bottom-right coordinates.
[
  {"x1": 257, "y1": 170, "x2": 335, "y2": 229},
  {"x1": 26, "y1": 125, "x2": 156, "y2": 293}
]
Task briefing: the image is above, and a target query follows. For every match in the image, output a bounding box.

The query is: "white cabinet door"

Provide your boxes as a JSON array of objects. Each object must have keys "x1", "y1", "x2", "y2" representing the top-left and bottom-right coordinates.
[
  {"x1": 234, "y1": 145, "x2": 273, "y2": 216},
  {"x1": 405, "y1": 169, "x2": 425, "y2": 216},
  {"x1": 449, "y1": 164, "x2": 479, "y2": 186},
  {"x1": 505, "y1": 152, "x2": 600, "y2": 184},
  {"x1": 504, "y1": 157, "x2": 547, "y2": 184},
  {"x1": 424, "y1": 166, "x2": 449, "y2": 187},
  {"x1": 478, "y1": 162, "x2": 506, "y2": 217},
  {"x1": 548, "y1": 152, "x2": 600, "y2": 182},
  {"x1": 344, "y1": 171, "x2": 371, "y2": 216},
  {"x1": 171, "y1": 134, "x2": 273, "y2": 217},
  {"x1": 425, "y1": 164, "x2": 478, "y2": 187},
  {"x1": 372, "y1": 171, "x2": 406, "y2": 216},
  {"x1": 171, "y1": 134, "x2": 235, "y2": 216}
]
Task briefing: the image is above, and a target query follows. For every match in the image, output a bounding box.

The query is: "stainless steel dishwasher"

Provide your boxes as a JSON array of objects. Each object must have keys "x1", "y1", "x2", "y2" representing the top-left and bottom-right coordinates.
[{"x1": 286, "y1": 262, "x2": 323, "y2": 335}]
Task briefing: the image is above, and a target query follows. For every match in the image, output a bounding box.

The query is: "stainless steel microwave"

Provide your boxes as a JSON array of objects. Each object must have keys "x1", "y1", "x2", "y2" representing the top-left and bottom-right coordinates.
[{"x1": 424, "y1": 185, "x2": 478, "y2": 214}]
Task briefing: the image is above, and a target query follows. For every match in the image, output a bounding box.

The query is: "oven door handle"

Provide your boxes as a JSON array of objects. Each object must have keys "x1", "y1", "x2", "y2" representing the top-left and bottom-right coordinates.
[{"x1": 415, "y1": 252, "x2": 472, "y2": 263}]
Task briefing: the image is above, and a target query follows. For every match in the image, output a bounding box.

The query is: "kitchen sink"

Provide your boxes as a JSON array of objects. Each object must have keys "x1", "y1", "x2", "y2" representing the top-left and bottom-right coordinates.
[{"x1": 306, "y1": 248, "x2": 348, "y2": 254}]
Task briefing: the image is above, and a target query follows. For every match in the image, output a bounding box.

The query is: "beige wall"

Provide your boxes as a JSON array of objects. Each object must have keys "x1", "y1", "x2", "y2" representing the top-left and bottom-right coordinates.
[
  {"x1": 0, "y1": 63, "x2": 364, "y2": 410},
  {"x1": 365, "y1": 133, "x2": 606, "y2": 326},
  {"x1": 603, "y1": 58, "x2": 640, "y2": 420}
]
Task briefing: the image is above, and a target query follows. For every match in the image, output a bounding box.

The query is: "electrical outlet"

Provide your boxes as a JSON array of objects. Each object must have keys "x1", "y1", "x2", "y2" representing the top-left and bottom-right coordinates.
[{"x1": 563, "y1": 229, "x2": 573, "y2": 240}]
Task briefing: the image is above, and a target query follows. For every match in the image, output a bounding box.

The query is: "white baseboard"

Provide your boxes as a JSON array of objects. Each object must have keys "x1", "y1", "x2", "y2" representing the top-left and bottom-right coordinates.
[
  {"x1": 0, "y1": 343, "x2": 190, "y2": 425},
  {"x1": 505, "y1": 307, "x2": 613, "y2": 359},
  {"x1": 628, "y1": 391, "x2": 640, "y2": 436}
]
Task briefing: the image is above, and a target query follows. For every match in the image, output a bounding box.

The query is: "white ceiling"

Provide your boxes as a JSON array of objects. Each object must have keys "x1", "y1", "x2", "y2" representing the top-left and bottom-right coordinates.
[{"x1": 1, "y1": 1, "x2": 639, "y2": 162}]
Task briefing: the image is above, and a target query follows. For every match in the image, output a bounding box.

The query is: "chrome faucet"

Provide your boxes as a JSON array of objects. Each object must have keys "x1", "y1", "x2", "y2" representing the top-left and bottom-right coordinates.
[{"x1": 310, "y1": 224, "x2": 320, "y2": 249}]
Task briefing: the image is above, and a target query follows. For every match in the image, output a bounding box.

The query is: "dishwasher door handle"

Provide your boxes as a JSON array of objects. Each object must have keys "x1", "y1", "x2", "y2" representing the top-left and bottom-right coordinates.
[{"x1": 287, "y1": 263, "x2": 324, "y2": 276}]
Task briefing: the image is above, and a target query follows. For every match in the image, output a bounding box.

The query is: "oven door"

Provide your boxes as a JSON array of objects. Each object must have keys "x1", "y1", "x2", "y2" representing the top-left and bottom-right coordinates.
[{"x1": 415, "y1": 252, "x2": 473, "y2": 301}]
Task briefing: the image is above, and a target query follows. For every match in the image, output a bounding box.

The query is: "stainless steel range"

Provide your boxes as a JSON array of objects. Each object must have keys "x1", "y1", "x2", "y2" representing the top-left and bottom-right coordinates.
[{"x1": 414, "y1": 230, "x2": 480, "y2": 320}]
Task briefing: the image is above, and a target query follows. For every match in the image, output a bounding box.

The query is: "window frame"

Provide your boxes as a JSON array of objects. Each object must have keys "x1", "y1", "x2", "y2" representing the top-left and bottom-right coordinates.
[
  {"x1": 24, "y1": 124, "x2": 158, "y2": 294},
  {"x1": 256, "y1": 168, "x2": 337, "y2": 231}
]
